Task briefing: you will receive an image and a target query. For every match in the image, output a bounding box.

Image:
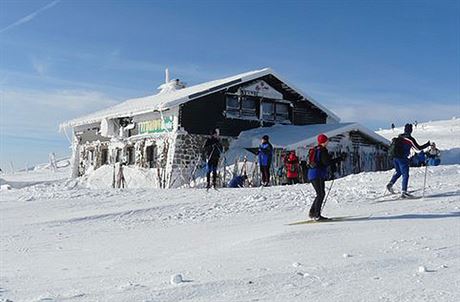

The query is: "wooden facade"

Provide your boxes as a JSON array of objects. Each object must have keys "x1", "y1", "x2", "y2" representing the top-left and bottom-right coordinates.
[{"x1": 179, "y1": 74, "x2": 329, "y2": 137}]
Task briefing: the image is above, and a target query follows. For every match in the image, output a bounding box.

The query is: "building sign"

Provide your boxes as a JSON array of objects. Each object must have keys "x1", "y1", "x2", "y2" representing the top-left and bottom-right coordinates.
[
  {"x1": 238, "y1": 80, "x2": 283, "y2": 99},
  {"x1": 138, "y1": 116, "x2": 174, "y2": 134}
]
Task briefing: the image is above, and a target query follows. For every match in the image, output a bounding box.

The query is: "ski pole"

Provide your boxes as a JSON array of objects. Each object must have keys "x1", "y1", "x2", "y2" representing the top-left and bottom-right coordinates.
[
  {"x1": 422, "y1": 164, "x2": 428, "y2": 198},
  {"x1": 321, "y1": 178, "x2": 335, "y2": 212}
]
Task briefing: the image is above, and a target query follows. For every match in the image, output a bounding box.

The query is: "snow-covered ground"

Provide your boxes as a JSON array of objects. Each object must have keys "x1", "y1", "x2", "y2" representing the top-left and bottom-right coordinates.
[{"x1": 1, "y1": 119, "x2": 459, "y2": 302}]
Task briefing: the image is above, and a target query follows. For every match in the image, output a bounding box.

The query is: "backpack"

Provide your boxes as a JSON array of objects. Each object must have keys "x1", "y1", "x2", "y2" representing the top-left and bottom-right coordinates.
[
  {"x1": 276, "y1": 166, "x2": 284, "y2": 177},
  {"x1": 388, "y1": 136, "x2": 403, "y2": 159},
  {"x1": 307, "y1": 147, "x2": 319, "y2": 168}
]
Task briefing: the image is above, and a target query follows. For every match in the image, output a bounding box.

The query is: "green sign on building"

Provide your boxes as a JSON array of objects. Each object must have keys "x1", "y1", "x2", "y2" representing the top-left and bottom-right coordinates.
[{"x1": 138, "y1": 116, "x2": 174, "y2": 134}]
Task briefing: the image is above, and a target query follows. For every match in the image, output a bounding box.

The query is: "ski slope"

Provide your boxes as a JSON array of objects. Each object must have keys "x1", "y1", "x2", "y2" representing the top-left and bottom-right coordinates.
[
  {"x1": 377, "y1": 117, "x2": 460, "y2": 165},
  {"x1": 1, "y1": 119, "x2": 460, "y2": 302}
]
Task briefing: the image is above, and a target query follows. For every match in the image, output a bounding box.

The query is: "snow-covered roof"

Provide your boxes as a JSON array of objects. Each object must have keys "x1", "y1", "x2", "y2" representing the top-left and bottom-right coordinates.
[
  {"x1": 231, "y1": 123, "x2": 390, "y2": 149},
  {"x1": 60, "y1": 67, "x2": 340, "y2": 129}
]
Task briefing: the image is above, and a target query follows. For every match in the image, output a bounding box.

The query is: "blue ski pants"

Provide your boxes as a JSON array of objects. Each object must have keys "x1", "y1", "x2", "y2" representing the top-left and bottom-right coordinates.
[{"x1": 389, "y1": 158, "x2": 410, "y2": 192}]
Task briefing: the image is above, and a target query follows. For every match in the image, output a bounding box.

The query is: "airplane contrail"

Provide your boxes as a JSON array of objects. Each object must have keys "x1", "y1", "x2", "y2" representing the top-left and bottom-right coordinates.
[{"x1": 0, "y1": 0, "x2": 61, "y2": 34}]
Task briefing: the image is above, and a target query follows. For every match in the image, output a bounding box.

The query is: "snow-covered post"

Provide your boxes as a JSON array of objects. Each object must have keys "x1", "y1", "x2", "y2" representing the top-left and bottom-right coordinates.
[
  {"x1": 70, "y1": 131, "x2": 80, "y2": 178},
  {"x1": 157, "y1": 106, "x2": 178, "y2": 189},
  {"x1": 9, "y1": 161, "x2": 14, "y2": 174}
]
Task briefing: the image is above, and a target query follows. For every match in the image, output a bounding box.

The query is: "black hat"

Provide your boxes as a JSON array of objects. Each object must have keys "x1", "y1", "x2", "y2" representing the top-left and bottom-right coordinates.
[
  {"x1": 262, "y1": 135, "x2": 269, "y2": 141},
  {"x1": 404, "y1": 123, "x2": 413, "y2": 134}
]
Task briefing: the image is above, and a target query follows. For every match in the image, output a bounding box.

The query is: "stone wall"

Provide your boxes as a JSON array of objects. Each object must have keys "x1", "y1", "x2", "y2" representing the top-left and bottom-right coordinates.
[{"x1": 170, "y1": 133, "x2": 232, "y2": 187}]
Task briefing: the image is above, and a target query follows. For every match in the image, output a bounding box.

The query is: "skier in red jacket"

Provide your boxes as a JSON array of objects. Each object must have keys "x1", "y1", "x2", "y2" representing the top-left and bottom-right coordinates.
[{"x1": 285, "y1": 151, "x2": 299, "y2": 185}]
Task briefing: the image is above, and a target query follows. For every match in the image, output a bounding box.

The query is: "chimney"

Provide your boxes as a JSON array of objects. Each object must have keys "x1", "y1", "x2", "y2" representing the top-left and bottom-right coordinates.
[{"x1": 165, "y1": 68, "x2": 170, "y2": 84}]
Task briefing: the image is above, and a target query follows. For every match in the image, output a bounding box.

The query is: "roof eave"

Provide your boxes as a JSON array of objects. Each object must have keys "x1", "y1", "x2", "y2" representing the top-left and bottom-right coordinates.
[{"x1": 287, "y1": 123, "x2": 390, "y2": 149}]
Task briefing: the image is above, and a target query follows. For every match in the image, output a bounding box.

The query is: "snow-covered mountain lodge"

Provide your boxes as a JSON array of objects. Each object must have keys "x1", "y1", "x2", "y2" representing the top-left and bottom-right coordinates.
[{"x1": 60, "y1": 68, "x2": 390, "y2": 188}]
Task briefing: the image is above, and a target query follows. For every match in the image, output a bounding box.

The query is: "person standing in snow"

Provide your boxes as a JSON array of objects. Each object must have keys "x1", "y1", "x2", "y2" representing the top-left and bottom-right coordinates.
[
  {"x1": 386, "y1": 123, "x2": 431, "y2": 198},
  {"x1": 391, "y1": 123, "x2": 395, "y2": 131},
  {"x1": 426, "y1": 142, "x2": 441, "y2": 166},
  {"x1": 49, "y1": 152, "x2": 57, "y2": 172},
  {"x1": 228, "y1": 174, "x2": 248, "y2": 188},
  {"x1": 308, "y1": 134, "x2": 345, "y2": 221},
  {"x1": 258, "y1": 135, "x2": 273, "y2": 186},
  {"x1": 285, "y1": 151, "x2": 299, "y2": 185},
  {"x1": 203, "y1": 129, "x2": 223, "y2": 189}
]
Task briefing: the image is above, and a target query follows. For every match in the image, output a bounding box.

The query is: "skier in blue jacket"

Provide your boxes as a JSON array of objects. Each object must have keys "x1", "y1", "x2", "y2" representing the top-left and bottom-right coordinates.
[
  {"x1": 386, "y1": 123, "x2": 431, "y2": 198},
  {"x1": 258, "y1": 135, "x2": 273, "y2": 186}
]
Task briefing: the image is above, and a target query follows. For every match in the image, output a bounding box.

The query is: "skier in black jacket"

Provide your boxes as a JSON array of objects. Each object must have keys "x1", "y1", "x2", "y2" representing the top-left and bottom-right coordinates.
[{"x1": 203, "y1": 129, "x2": 223, "y2": 189}]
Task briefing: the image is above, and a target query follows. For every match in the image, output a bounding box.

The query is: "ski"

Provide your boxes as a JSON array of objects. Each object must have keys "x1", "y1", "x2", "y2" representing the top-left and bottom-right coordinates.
[
  {"x1": 369, "y1": 188, "x2": 422, "y2": 203},
  {"x1": 373, "y1": 193, "x2": 423, "y2": 203},
  {"x1": 287, "y1": 215, "x2": 371, "y2": 226}
]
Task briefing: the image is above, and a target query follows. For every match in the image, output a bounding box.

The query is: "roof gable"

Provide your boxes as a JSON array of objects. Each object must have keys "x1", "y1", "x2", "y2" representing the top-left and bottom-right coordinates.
[{"x1": 60, "y1": 68, "x2": 340, "y2": 129}]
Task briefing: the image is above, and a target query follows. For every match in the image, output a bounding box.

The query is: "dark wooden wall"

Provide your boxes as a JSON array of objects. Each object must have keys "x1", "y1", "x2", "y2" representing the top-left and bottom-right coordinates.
[
  {"x1": 179, "y1": 75, "x2": 330, "y2": 137},
  {"x1": 292, "y1": 101, "x2": 327, "y2": 125},
  {"x1": 179, "y1": 91, "x2": 263, "y2": 137}
]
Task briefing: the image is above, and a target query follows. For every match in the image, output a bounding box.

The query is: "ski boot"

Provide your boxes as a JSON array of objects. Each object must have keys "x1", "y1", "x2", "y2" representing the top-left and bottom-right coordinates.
[
  {"x1": 314, "y1": 215, "x2": 331, "y2": 222},
  {"x1": 401, "y1": 191, "x2": 415, "y2": 199},
  {"x1": 386, "y1": 183, "x2": 395, "y2": 194}
]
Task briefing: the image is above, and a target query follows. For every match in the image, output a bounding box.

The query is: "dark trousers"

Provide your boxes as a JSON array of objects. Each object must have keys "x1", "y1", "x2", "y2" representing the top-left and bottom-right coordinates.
[
  {"x1": 287, "y1": 178, "x2": 298, "y2": 185},
  {"x1": 309, "y1": 178, "x2": 326, "y2": 218},
  {"x1": 260, "y1": 165, "x2": 270, "y2": 185},
  {"x1": 206, "y1": 161, "x2": 218, "y2": 187}
]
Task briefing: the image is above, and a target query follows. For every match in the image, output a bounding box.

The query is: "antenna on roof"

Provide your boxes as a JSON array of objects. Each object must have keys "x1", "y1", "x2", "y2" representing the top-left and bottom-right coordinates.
[
  {"x1": 165, "y1": 68, "x2": 170, "y2": 84},
  {"x1": 158, "y1": 68, "x2": 186, "y2": 94}
]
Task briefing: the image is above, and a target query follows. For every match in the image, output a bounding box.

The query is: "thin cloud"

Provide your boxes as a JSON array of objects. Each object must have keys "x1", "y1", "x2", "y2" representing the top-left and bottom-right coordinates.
[
  {"x1": 0, "y1": 0, "x2": 61, "y2": 34},
  {"x1": 2, "y1": 88, "x2": 119, "y2": 113},
  {"x1": 31, "y1": 57, "x2": 48, "y2": 76}
]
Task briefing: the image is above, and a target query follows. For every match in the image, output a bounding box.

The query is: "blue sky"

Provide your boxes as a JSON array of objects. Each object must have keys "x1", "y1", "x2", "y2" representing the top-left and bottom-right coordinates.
[{"x1": 1, "y1": 0, "x2": 459, "y2": 169}]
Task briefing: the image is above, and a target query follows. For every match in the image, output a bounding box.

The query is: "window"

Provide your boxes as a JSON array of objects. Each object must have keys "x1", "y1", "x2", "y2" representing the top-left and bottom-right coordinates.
[
  {"x1": 261, "y1": 102, "x2": 275, "y2": 121},
  {"x1": 226, "y1": 95, "x2": 240, "y2": 117},
  {"x1": 127, "y1": 124, "x2": 138, "y2": 137},
  {"x1": 88, "y1": 149, "x2": 95, "y2": 165},
  {"x1": 275, "y1": 103, "x2": 289, "y2": 122},
  {"x1": 115, "y1": 148, "x2": 122, "y2": 163},
  {"x1": 241, "y1": 96, "x2": 257, "y2": 117},
  {"x1": 226, "y1": 95, "x2": 239, "y2": 109},
  {"x1": 146, "y1": 145, "x2": 157, "y2": 168},
  {"x1": 101, "y1": 149, "x2": 108, "y2": 165},
  {"x1": 127, "y1": 146, "x2": 135, "y2": 165}
]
